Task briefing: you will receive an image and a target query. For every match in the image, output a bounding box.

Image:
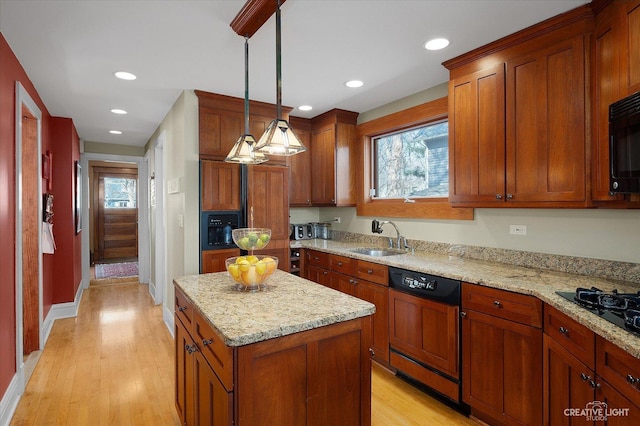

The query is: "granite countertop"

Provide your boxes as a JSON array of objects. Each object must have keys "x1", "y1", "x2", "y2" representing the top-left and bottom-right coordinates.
[
  {"x1": 174, "y1": 269, "x2": 375, "y2": 347},
  {"x1": 292, "y1": 239, "x2": 640, "y2": 359}
]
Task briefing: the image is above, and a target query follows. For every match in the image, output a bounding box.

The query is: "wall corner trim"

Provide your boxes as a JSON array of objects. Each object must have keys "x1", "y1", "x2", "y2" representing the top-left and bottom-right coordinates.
[{"x1": 42, "y1": 283, "x2": 84, "y2": 345}]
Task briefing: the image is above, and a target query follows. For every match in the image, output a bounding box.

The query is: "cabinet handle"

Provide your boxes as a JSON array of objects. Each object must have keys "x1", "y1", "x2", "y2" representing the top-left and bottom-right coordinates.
[
  {"x1": 496, "y1": 194, "x2": 503, "y2": 200},
  {"x1": 337, "y1": 262, "x2": 343, "y2": 266},
  {"x1": 367, "y1": 269, "x2": 373, "y2": 274},
  {"x1": 202, "y1": 339, "x2": 213, "y2": 346},
  {"x1": 185, "y1": 344, "x2": 198, "y2": 354},
  {"x1": 349, "y1": 279, "x2": 354, "y2": 284},
  {"x1": 353, "y1": 280, "x2": 358, "y2": 285},
  {"x1": 506, "y1": 194, "x2": 513, "y2": 200},
  {"x1": 580, "y1": 373, "x2": 592, "y2": 382},
  {"x1": 323, "y1": 271, "x2": 328, "y2": 275},
  {"x1": 369, "y1": 348, "x2": 375, "y2": 357},
  {"x1": 178, "y1": 306, "x2": 187, "y2": 312},
  {"x1": 460, "y1": 311, "x2": 467, "y2": 318},
  {"x1": 493, "y1": 300, "x2": 502, "y2": 307},
  {"x1": 627, "y1": 374, "x2": 638, "y2": 385},
  {"x1": 559, "y1": 326, "x2": 569, "y2": 335},
  {"x1": 589, "y1": 380, "x2": 601, "y2": 389}
]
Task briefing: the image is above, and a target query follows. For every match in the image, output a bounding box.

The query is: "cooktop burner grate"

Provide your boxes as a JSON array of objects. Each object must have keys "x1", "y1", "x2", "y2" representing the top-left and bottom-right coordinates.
[{"x1": 556, "y1": 287, "x2": 640, "y2": 338}]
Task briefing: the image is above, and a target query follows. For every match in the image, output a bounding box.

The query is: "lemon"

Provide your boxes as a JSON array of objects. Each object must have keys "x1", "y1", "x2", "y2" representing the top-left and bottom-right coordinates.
[
  {"x1": 255, "y1": 260, "x2": 267, "y2": 275},
  {"x1": 227, "y1": 263, "x2": 241, "y2": 279},
  {"x1": 245, "y1": 255, "x2": 259, "y2": 264},
  {"x1": 237, "y1": 259, "x2": 251, "y2": 272},
  {"x1": 235, "y1": 256, "x2": 247, "y2": 264},
  {"x1": 262, "y1": 257, "x2": 277, "y2": 274}
]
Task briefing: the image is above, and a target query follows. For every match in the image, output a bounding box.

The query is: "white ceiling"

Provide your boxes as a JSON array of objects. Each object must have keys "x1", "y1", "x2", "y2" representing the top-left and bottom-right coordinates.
[{"x1": 0, "y1": 0, "x2": 589, "y2": 147}]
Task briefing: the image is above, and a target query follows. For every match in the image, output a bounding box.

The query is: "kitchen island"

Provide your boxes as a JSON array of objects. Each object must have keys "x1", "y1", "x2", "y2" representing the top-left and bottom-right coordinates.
[{"x1": 173, "y1": 270, "x2": 375, "y2": 426}]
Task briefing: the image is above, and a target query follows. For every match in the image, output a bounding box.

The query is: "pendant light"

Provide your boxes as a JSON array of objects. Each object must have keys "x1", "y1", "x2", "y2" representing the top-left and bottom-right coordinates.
[
  {"x1": 254, "y1": 0, "x2": 306, "y2": 156},
  {"x1": 225, "y1": 37, "x2": 268, "y2": 164}
]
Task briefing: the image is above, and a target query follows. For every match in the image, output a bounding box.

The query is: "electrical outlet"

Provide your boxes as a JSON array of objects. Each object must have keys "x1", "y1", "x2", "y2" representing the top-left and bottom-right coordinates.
[
  {"x1": 334, "y1": 216, "x2": 341, "y2": 224},
  {"x1": 509, "y1": 225, "x2": 527, "y2": 236}
]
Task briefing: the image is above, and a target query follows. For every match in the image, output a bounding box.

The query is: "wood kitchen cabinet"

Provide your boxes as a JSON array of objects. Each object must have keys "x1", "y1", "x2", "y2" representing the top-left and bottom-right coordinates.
[
  {"x1": 201, "y1": 248, "x2": 240, "y2": 274},
  {"x1": 196, "y1": 90, "x2": 290, "y2": 165},
  {"x1": 445, "y1": 8, "x2": 591, "y2": 208},
  {"x1": 461, "y1": 283, "x2": 543, "y2": 425},
  {"x1": 247, "y1": 164, "x2": 290, "y2": 271},
  {"x1": 175, "y1": 282, "x2": 372, "y2": 426},
  {"x1": 200, "y1": 160, "x2": 240, "y2": 211},
  {"x1": 288, "y1": 116, "x2": 313, "y2": 206},
  {"x1": 310, "y1": 109, "x2": 358, "y2": 206},
  {"x1": 592, "y1": 0, "x2": 640, "y2": 204},
  {"x1": 543, "y1": 304, "x2": 640, "y2": 424}
]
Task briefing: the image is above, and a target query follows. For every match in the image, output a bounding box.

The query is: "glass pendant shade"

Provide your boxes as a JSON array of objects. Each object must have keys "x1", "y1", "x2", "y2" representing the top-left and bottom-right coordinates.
[
  {"x1": 254, "y1": 118, "x2": 306, "y2": 155},
  {"x1": 225, "y1": 134, "x2": 268, "y2": 163}
]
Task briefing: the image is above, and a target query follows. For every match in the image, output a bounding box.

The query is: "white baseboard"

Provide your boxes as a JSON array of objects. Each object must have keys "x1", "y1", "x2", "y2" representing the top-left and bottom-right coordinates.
[
  {"x1": 42, "y1": 281, "x2": 84, "y2": 346},
  {"x1": 0, "y1": 369, "x2": 21, "y2": 426},
  {"x1": 163, "y1": 304, "x2": 174, "y2": 338},
  {"x1": 148, "y1": 279, "x2": 157, "y2": 304}
]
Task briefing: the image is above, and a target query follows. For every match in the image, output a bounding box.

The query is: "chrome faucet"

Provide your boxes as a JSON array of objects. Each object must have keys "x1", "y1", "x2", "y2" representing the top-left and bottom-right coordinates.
[{"x1": 371, "y1": 219, "x2": 408, "y2": 250}]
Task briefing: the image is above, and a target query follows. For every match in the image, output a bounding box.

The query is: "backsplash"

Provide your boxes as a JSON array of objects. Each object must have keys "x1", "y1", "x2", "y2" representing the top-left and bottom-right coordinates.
[{"x1": 332, "y1": 231, "x2": 640, "y2": 286}]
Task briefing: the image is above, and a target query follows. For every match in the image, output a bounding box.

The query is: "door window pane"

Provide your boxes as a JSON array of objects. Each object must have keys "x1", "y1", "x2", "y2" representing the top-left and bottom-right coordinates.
[{"x1": 104, "y1": 177, "x2": 137, "y2": 208}]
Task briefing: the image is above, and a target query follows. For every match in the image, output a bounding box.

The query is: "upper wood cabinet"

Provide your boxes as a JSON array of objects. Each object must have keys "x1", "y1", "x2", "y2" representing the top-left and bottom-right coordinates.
[
  {"x1": 196, "y1": 90, "x2": 290, "y2": 165},
  {"x1": 201, "y1": 160, "x2": 241, "y2": 211},
  {"x1": 592, "y1": 0, "x2": 640, "y2": 203},
  {"x1": 445, "y1": 8, "x2": 592, "y2": 208},
  {"x1": 288, "y1": 116, "x2": 312, "y2": 206},
  {"x1": 310, "y1": 109, "x2": 359, "y2": 206}
]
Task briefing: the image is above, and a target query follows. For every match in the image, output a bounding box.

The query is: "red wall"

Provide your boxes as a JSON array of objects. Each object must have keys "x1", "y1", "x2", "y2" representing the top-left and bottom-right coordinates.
[{"x1": 0, "y1": 32, "x2": 80, "y2": 401}]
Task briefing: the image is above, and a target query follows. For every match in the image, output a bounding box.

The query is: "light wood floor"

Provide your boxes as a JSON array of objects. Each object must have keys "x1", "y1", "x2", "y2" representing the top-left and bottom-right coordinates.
[{"x1": 11, "y1": 282, "x2": 476, "y2": 426}]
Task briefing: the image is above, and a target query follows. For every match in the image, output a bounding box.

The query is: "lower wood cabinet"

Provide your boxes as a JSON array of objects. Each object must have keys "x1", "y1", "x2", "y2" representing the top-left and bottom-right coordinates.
[
  {"x1": 175, "y1": 285, "x2": 372, "y2": 425},
  {"x1": 201, "y1": 248, "x2": 240, "y2": 274},
  {"x1": 461, "y1": 283, "x2": 543, "y2": 425}
]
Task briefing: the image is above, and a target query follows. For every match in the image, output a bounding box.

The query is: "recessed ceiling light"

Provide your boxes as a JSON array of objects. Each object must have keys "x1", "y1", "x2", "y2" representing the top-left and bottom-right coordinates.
[
  {"x1": 109, "y1": 130, "x2": 122, "y2": 135},
  {"x1": 345, "y1": 80, "x2": 364, "y2": 88},
  {"x1": 110, "y1": 108, "x2": 127, "y2": 114},
  {"x1": 425, "y1": 38, "x2": 450, "y2": 51},
  {"x1": 299, "y1": 105, "x2": 313, "y2": 111},
  {"x1": 114, "y1": 71, "x2": 137, "y2": 81}
]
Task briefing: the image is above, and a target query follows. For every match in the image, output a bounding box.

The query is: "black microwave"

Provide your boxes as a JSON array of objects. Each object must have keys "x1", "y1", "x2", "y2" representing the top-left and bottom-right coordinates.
[{"x1": 610, "y1": 91, "x2": 640, "y2": 194}]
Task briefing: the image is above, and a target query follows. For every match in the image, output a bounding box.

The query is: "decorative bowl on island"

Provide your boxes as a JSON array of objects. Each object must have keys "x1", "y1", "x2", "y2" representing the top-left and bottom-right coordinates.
[
  {"x1": 231, "y1": 228, "x2": 271, "y2": 251},
  {"x1": 225, "y1": 255, "x2": 279, "y2": 291}
]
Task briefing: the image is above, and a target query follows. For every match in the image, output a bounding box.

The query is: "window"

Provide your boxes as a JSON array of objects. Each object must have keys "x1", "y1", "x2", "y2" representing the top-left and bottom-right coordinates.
[
  {"x1": 372, "y1": 120, "x2": 448, "y2": 199},
  {"x1": 104, "y1": 177, "x2": 137, "y2": 208}
]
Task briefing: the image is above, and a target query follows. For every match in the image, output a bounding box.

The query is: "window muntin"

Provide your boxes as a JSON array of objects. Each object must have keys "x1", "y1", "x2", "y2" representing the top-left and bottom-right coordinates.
[
  {"x1": 104, "y1": 177, "x2": 137, "y2": 208},
  {"x1": 372, "y1": 120, "x2": 448, "y2": 199}
]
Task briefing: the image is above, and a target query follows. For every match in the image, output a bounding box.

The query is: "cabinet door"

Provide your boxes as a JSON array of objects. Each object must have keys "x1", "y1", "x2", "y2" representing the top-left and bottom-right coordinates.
[
  {"x1": 306, "y1": 264, "x2": 330, "y2": 286},
  {"x1": 592, "y1": 4, "x2": 626, "y2": 202},
  {"x1": 505, "y1": 36, "x2": 586, "y2": 204},
  {"x1": 201, "y1": 161, "x2": 241, "y2": 211},
  {"x1": 311, "y1": 125, "x2": 336, "y2": 205},
  {"x1": 449, "y1": 64, "x2": 506, "y2": 205},
  {"x1": 199, "y1": 108, "x2": 243, "y2": 160},
  {"x1": 595, "y1": 377, "x2": 640, "y2": 426},
  {"x1": 330, "y1": 271, "x2": 357, "y2": 296},
  {"x1": 175, "y1": 318, "x2": 195, "y2": 426},
  {"x1": 247, "y1": 165, "x2": 289, "y2": 241},
  {"x1": 543, "y1": 334, "x2": 595, "y2": 426},
  {"x1": 390, "y1": 290, "x2": 459, "y2": 379},
  {"x1": 289, "y1": 120, "x2": 312, "y2": 206},
  {"x1": 202, "y1": 248, "x2": 240, "y2": 274},
  {"x1": 462, "y1": 309, "x2": 542, "y2": 425},
  {"x1": 624, "y1": 1, "x2": 640, "y2": 94},
  {"x1": 194, "y1": 351, "x2": 233, "y2": 426},
  {"x1": 356, "y1": 280, "x2": 389, "y2": 363},
  {"x1": 249, "y1": 114, "x2": 286, "y2": 166}
]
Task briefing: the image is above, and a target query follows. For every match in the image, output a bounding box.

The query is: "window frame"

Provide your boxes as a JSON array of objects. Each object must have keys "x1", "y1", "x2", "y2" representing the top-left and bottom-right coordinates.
[{"x1": 356, "y1": 96, "x2": 473, "y2": 220}]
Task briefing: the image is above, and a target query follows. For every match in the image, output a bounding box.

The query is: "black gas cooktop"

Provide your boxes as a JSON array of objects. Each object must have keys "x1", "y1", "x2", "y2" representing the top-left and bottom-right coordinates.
[{"x1": 556, "y1": 287, "x2": 640, "y2": 338}]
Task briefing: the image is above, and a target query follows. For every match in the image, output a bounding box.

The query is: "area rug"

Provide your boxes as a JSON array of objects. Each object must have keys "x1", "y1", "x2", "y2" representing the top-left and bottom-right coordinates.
[{"x1": 95, "y1": 262, "x2": 138, "y2": 279}]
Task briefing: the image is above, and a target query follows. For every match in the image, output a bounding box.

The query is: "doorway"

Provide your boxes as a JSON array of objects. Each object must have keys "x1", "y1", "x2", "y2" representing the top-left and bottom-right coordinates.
[
  {"x1": 89, "y1": 162, "x2": 139, "y2": 281},
  {"x1": 15, "y1": 82, "x2": 43, "y2": 389}
]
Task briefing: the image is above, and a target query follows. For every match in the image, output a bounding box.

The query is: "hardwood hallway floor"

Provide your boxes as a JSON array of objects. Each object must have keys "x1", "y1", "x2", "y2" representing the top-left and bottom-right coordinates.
[{"x1": 10, "y1": 282, "x2": 476, "y2": 426}]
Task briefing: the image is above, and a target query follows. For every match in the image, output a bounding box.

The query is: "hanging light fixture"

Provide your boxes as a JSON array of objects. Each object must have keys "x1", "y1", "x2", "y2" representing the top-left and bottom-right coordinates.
[
  {"x1": 225, "y1": 36, "x2": 268, "y2": 164},
  {"x1": 253, "y1": 0, "x2": 306, "y2": 156}
]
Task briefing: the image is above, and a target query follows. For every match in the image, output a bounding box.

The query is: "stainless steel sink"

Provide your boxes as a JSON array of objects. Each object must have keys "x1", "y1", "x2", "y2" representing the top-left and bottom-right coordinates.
[{"x1": 350, "y1": 247, "x2": 406, "y2": 257}]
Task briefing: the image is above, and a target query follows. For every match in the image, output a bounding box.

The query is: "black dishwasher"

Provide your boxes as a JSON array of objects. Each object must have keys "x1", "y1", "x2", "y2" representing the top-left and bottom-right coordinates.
[{"x1": 388, "y1": 266, "x2": 465, "y2": 407}]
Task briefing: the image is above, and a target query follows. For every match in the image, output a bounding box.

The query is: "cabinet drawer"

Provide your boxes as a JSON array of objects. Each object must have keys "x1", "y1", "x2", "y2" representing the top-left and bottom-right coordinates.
[
  {"x1": 175, "y1": 285, "x2": 194, "y2": 330},
  {"x1": 330, "y1": 254, "x2": 356, "y2": 275},
  {"x1": 462, "y1": 283, "x2": 542, "y2": 328},
  {"x1": 193, "y1": 309, "x2": 234, "y2": 392},
  {"x1": 306, "y1": 250, "x2": 330, "y2": 269},
  {"x1": 544, "y1": 304, "x2": 595, "y2": 368},
  {"x1": 355, "y1": 260, "x2": 388, "y2": 286},
  {"x1": 596, "y1": 335, "x2": 640, "y2": 408}
]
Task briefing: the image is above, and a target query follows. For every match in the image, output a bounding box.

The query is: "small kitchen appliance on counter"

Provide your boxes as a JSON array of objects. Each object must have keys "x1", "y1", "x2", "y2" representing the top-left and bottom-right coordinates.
[
  {"x1": 290, "y1": 223, "x2": 314, "y2": 240},
  {"x1": 556, "y1": 287, "x2": 640, "y2": 338}
]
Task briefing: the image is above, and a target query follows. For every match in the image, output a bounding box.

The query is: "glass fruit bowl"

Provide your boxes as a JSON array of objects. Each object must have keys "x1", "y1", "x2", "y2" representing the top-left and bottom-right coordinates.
[
  {"x1": 225, "y1": 255, "x2": 278, "y2": 291},
  {"x1": 232, "y1": 228, "x2": 271, "y2": 251}
]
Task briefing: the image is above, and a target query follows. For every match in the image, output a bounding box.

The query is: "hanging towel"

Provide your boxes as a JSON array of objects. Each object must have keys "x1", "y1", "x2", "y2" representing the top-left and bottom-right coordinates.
[{"x1": 42, "y1": 222, "x2": 56, "y2": 254}]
